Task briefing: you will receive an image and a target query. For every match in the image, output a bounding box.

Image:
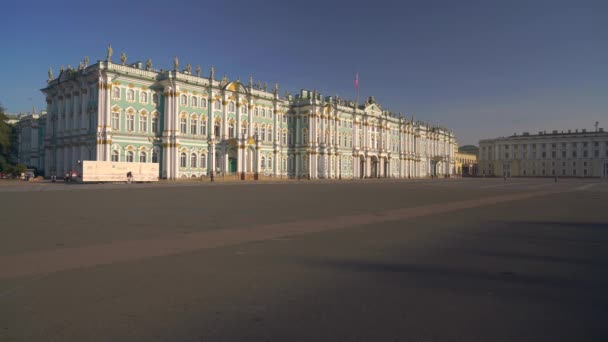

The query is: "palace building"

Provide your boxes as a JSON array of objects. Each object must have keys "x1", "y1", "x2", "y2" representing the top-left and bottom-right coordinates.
[
  {"x1": 40, "y1": 50, "x2": 457, "y2": 180},
  {"x1": 479, "y1": 128, "x2": 608, "y2": 178}
]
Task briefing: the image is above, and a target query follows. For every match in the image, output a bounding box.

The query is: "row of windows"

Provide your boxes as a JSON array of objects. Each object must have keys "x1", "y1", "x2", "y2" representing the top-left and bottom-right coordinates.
[
  {"x1": 111, "y1": 149, "x2": 159, "y2": 163},
  {"x1": 113, "y1": 87, "x2": 159, "y2": 105},
  {"x1": 180, "y1": 152, "x2": 207, "y2": 169},
  {"x1": 485, "y1": 141, "x2": 608, "y2": 151},
  {"x1": 521, "y1": 169, "x2": 590, "y2": 176},
  {"x1": 111, "y1": 112, "x2": 159, "y2": 133},
  {"x1": 502, "y1": 149, "x2": 608, "y2": 159}
]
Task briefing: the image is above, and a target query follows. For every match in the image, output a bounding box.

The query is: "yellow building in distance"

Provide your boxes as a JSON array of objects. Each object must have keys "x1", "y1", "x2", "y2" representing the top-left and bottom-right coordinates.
[{"x1": 454, "y1": 144, "x2": 478, "y2": 176}]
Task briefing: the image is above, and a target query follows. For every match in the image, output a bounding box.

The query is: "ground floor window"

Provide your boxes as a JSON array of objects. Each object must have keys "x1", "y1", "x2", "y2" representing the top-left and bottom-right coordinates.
[
  {"x1": 111, "y1": 150, "x2": 119, "y2": 162},
  {"x1": 126, "y1": 151, "x2": 134, "y2": 163},
  {"x1": 139, "y1": 151, "x2": 147, "y2": 163},
  {"x1": 180, "y1": 152, "x2": 187, "y2": 168}
]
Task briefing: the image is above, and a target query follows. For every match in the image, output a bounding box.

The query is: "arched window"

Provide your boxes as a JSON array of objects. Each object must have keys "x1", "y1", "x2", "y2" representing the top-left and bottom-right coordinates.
[
  {"x1": 241, "y1": 105, "x2": 247, "y2": 114},
  {"x1": 126, "y1": 150, "x2": 134, "y2": 162},
  {"x1": 180, "y1": 117, "x2": 187, "y2": 134},
  {"x1": 139, "y1": 114, "x2": 148, "y2": 133},
  {"x1": 242, "y1": 123, "x2": 248, "y2": 137},
  {"x1": 261, "y1": 109, "x2": 266, "y2": 118},
  {"x1": 214, "y1": 100, "x2": 221, "y2": 110},
  {"x1": 254, "y1": 124, "x2": 259, "y2": 138},
  {"x1": 200, "y1": 154, "x2": 206, "y2": 168},
  {"x1": 228, "y1": 122, "x2": 235, "y2": 138},
  {"x1": 141, "y1": 92, "x2": 148, "y2": 103},
  {"x1": 111, "y1": 111, "x2": 120, "y2": 130},
  {"x1": 261, "y1": 156, "x2": 266, "y2": 169},
  {"x1": 112, "y1": 86, "x2": 120, "y2": 99},
  {"x1": 152, "y1": 114, "x2": 159, "y2": 133},
  {"x1": 190, "y1": 153, "x2": 197, "y2": 168},
  {"x1": 282, "y1": 130, "x2": 287, "y2": 144},
  {"x1": 268, "y1": 126, "x2": 273, "y2": 142},
  {"x1": 302, "y1": 129, "x2": 308, "y2": 144},
  {"x1": 268, "y1": 157, "x2": 273, "y2": 169},
  {"x1": 111, "y1": 150, "x2": 119, "y2": 162},
  {"x1": 214, "y1": 120, "x2": 221, "y2": 137},
  {"x1": 152, "y1": 93, "x2": 158, "y2": 105},
  {"x1": 268, "y1": 109, "x2": 273, "y2": 119},
  {"x1": 191, "y1": 97, "x2": 197, "y2": 107},
  {"x1": 126, "y1": 113, "x2": 134, "y2": 131},
  {"x1": 261, "y1": 126, "x2": 266, "y2": 141},
  {"x1": 201, "y1": 98, "x2": 207, "y2": 108},
  {"x1": 228, "y1": 101, "x2": 235, "y2": 112},
  {"x1": 126, "y1": 89, "x2": 134, "y2": 101},
  {"x1": 139, "y1": 151, "x2": 147, "y2": 163},
  {"x1": 181, "y1": 95, "x2": 188, "y2": 106},
  {"x1": 190, "y1": 116, "x2": 197, "y2": 135},
  {"x1": 180, "y1": 152, "x2": 187, "y2": 168},
  {"x1": 200, "y1": 116, "x2": 207, "y2": 136},
  {"x1": 152, "y1": 149, "x2": 159, "y2": 163},
  {"x1": 254, "y1": 108, "x2": 259, "y2": 117}
]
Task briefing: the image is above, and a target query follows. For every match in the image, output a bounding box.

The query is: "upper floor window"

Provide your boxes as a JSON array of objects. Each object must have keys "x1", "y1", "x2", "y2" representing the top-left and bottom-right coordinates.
[
  {"x1": 141, "y1": 92, "x2": 148, "y2": 103},
  {"x1": 228, "y1": 101, "x2": 235, "y2": 113},
  {"x1": 152, "y1": 149, "x2": 159, "y2": 163},
  {"x1": 126, "y1": 89, "x2": 135, "y2": 101},
  {"x1": 241, "y1": 105, "x2": 247, "y2": 114},
  {"x1": 126, "y1": 114, "x2": 134, "y2": 131},
  {"x1": 201, "y1": 98, "x2": 207, "y2": 108},
  {"x1": 214, "y1": 100, "x2": 221, "y2": 110},
  {"x1": 191, "y1": 97, "x2": 197, "y2": 107},
  {"x1": 268, "y1": 127, "x2": 273, "y2": 142},
  {"x1": 191, "y1": 116, "x2": 198, "y2": 135},
  {"x1": 111, "y1": 112, "x2": 120, "y2": 130},
  {"x1": 254, "y1": 108, "x2": 259, "y2": 117},
  {"x1": 152, "y1": 93, "x2": 158, "y2": 105},
  {"x1": 228, "y1": 122, "x2": 235, "y2": 138},
  {"x1": 139, "y1": 114, "x2": 148, "y2": 133},
  {"x1": 200, "y1": 116, "x2": 207, "y2": 136},
  {"x1": 180, "y1": 95, "x2": 187, "y2": 106},
  {"x1": 180, "y1": 117, "x2": 187, "y2": 134},
  {"x1": 152, "y1": 114, "x2": 159, "y2": 133},
  {"x1": 112, "y1": 86, "x2": 120, "y2": 99}
]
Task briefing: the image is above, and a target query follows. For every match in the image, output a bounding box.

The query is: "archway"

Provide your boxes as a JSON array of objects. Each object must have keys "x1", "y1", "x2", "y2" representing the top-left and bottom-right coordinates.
[
  {"x1": 371, "y1": 155, "x2": 379, "y2": 178},
  {"x1": 359, "y1": 156, "x2": 365, "y2": 179}
]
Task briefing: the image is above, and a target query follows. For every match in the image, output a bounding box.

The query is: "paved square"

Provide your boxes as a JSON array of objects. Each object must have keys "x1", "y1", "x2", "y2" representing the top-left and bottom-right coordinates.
[{"x1": 1, "y1": 178, "x2": 607, "y2": 341}]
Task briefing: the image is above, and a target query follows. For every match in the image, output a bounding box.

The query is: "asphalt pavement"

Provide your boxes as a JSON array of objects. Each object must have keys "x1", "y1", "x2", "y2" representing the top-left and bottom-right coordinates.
[{"x1": 1, "y1": 178, "x2": 607, "y2": 341}]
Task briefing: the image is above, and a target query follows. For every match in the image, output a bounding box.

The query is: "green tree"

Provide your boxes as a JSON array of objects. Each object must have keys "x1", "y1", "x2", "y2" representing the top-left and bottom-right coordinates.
[{"x1": 0, "y1": 103, "x2": 13, "y2": 172}]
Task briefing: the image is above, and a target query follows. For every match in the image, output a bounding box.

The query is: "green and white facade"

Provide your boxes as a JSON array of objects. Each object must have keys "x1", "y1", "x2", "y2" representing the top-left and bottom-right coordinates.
[{"x1": 42, "y1": 57, "x2": 456, "y2": 179}]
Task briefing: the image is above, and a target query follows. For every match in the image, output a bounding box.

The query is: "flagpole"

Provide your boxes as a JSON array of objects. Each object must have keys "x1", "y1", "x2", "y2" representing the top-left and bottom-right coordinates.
[{"x1": 355, "y1": 71, "x2": 359, "y2": 110}]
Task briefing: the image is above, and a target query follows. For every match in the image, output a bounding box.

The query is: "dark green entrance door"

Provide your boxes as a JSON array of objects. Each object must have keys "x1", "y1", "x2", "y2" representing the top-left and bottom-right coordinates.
[{"x1": 229, "y1": 157, "x2": 237, "y2": 173}]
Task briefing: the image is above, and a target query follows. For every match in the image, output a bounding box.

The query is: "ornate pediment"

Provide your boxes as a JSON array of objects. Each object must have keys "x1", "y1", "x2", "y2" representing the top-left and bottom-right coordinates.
[{"x1": 224, "y1": 81, "x2": 248, "y2": 94}]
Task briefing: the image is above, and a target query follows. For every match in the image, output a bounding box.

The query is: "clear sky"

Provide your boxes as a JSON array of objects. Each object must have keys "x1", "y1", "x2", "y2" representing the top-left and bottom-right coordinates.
[{"x1": 1, "y1": 0, "x2": 606, "y2": 145}]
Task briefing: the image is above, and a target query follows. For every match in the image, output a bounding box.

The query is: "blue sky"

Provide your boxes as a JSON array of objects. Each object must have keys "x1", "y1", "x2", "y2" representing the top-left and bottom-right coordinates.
[{"x1": 1, "y1": 0, "x2": 606, "y2": 145}]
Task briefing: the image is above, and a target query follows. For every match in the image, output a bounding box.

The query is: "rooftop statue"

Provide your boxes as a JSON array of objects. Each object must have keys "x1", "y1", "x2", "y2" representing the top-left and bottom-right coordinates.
[
  {"x1": 249, "y1": 75, "x2": 253, "y2": 87},
  {"x1": 120, "y1": 52, "x2": 127, "y2": 65},
  {"x1": 106, "y1": 44, "x2": 113, "y2": 61},
  {"x1": 195, "y1": 65, "x2": 201, "y2": 77},
  {"x1": 185, "y1": 63, "x2": 192, "y2": 74},
  {"x1": 83, "y1": 56, "x2": 89, "y2": 67},
  {"x1": 263, "y1": 82, "x2": 268, "y2": 92},
  {"x1": 173, "y1": 56, "x2": 179, "y2": 70},
  {"x1": 210, "y1": 65, "x2": 215, "y2": 80},
  {"x1": 146, "y1": 59, "x2": 152, "y2": 71},
  {"x1": 48, "y1": 67, "x2": 53, "y2": 82}
]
